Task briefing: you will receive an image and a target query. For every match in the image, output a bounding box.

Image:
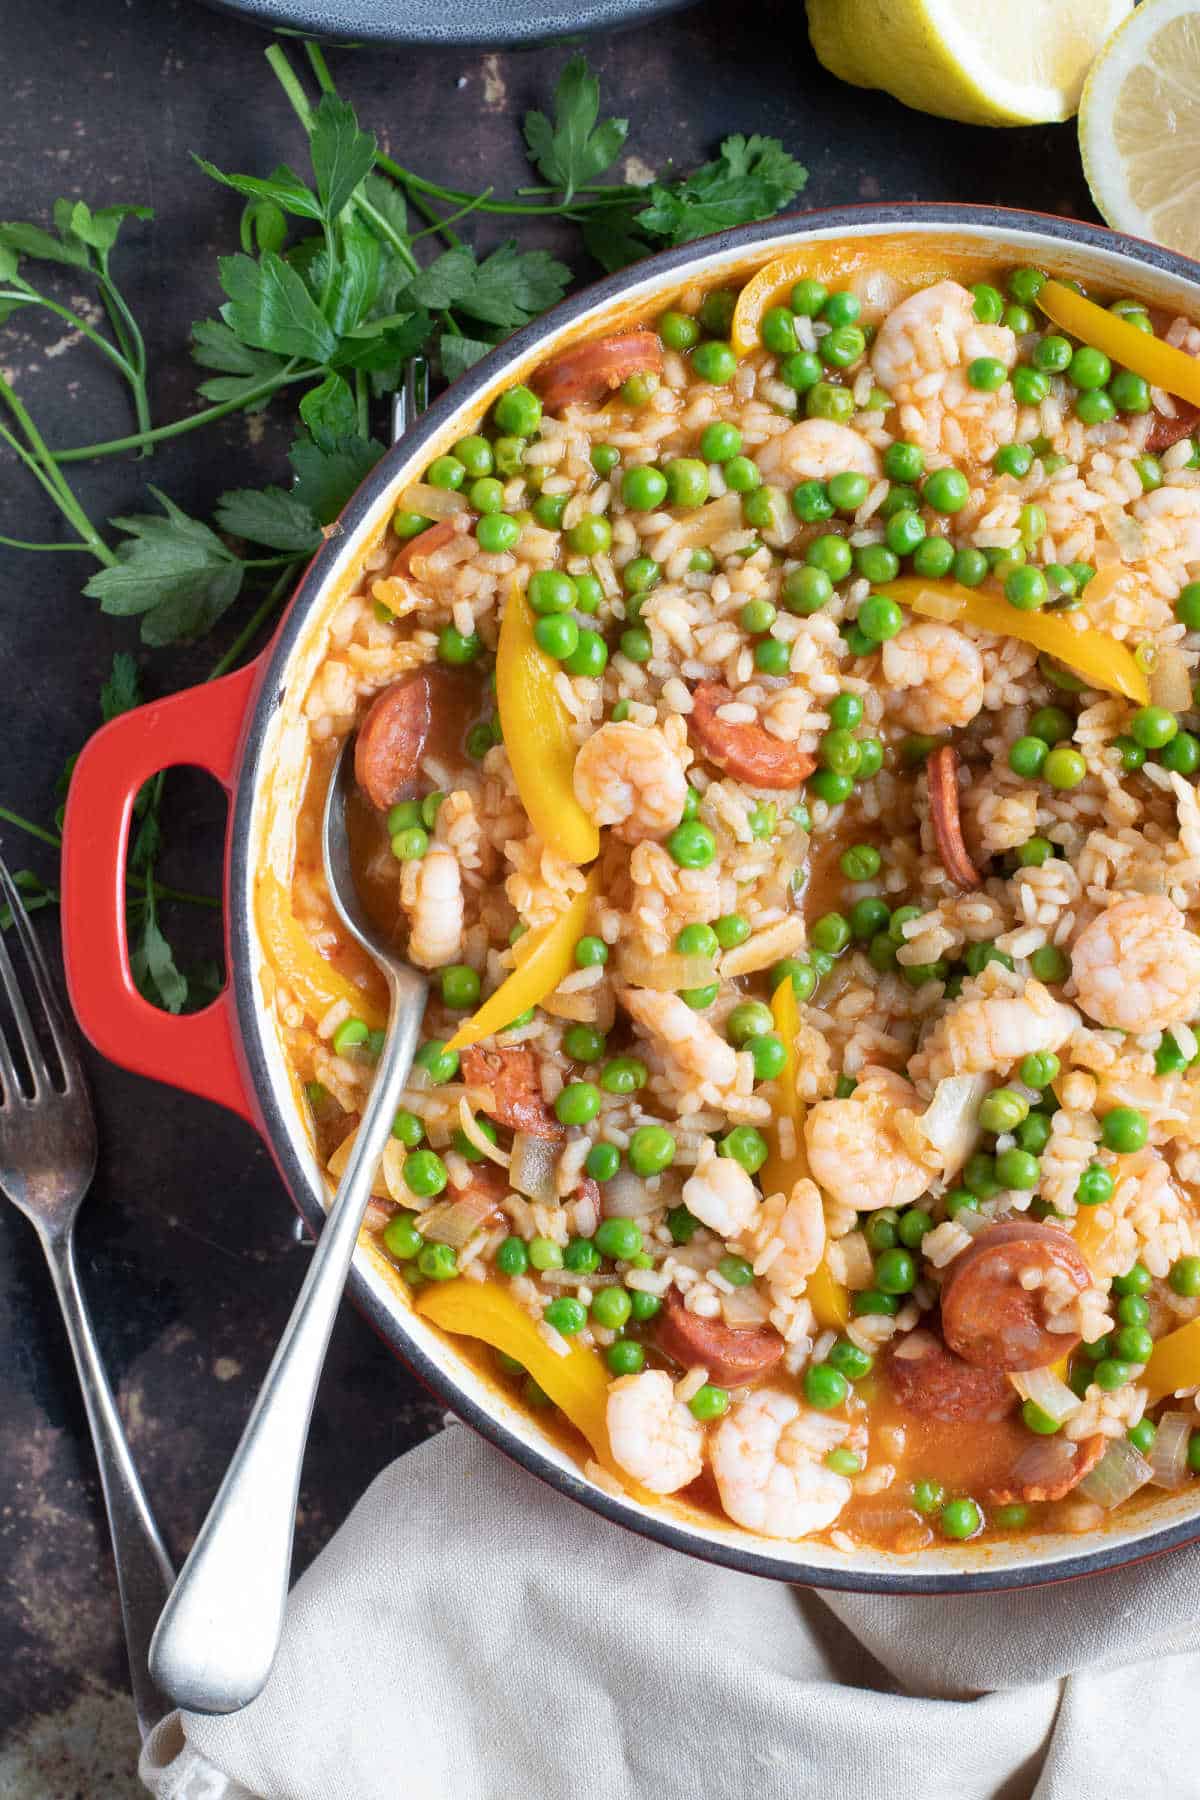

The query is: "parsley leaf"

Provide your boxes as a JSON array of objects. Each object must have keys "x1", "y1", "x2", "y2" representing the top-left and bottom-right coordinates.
[
  {"x1": 132, "y1": 911, "x2": 189, "y2": 1014},
  {"x1": 0, "y1": 870, "x2": 58, "y2": 933},
  {"x1": 440, "y1": 333, "x2": 494, "y2": 383},
  {"x1": 214, "y1": 487, "x2": 322, "y2": 553},
  {"x1": 299, "y1": 371, "x2": 358, "y2": 447},
  {"x1": 523, "y1": 55, "x2": 628, "y2": 203},
  {"x1": 331, "y1": 309, "x2": 434, "y2": 382},
  {"x1": 581, "y1": 205, "x2": 654, "y2": 274},
  {"x1": 194, "y1": 157, "x2": 323, "y2": 222},
  {"x1": 83, "y1": 488, "x2": 244, "y2": 645},
  {"x1": 403, "y1": 242, "x2": 570, "y2": 329},
  {"x1": 218, "y1": 251, "x2": 339, "y2": 364},
  {"x1": 288, "y1": 430, "x2": 385, "y2": 525},
  {"x1": 635, "y1": 135, "x2": 807, "y2": 246},
  {"x1": 100, "y1": 651, "x2": 142, "y2": 721},
  {"x1": 0, "y1": 201, "x2": 151, "y2": 271},
  {"x1": 310, "y1": 94, "x2": 378, "y2": 223},
  {"x1": 190, "y1": 320, "x2": 291, "y2": 408}
]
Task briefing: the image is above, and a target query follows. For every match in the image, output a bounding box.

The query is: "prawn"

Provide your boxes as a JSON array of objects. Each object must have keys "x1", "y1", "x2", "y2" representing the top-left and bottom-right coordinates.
[
  {"x1": 870, "y1": 281, "x2": 1017, "y2": 462},
  {"x1": 681, "y1": 1143, "x2": 760, "y2": 1239},
  {"x1": 755, "y1": 419, "x2": 880, "y2": 487},
  {"x1": 573, "y1": 721, "x2": 688, "y2": 845},
  {"x1": 909, "y1": 975, "x2": 1078, "y2": 1085},
  {"x1": 621, "y1": 987, "x2": 739, "y2": 1090},
  {"x1": 710, "y1": 1387, "x2": 852, "y2": 1538},
  {"x1": 880, "y1": 622, "x2": 984, "y2": 734},
  {"x1": 402, "y1": 845, "x2": 464, "y2": 968},
  {"x1": 805, "y1": 1066, "x2": 935, "y2": 1213},
  {"x1": 605, "y1": 1368, "x2": 704, "y2": 1495},
  {"x1": 1072, "y1": 895, "x2": 1200, "y2": 1034},
  {"x1": 738, "y1": 1177, "x2": 826, "y2": 1297}
]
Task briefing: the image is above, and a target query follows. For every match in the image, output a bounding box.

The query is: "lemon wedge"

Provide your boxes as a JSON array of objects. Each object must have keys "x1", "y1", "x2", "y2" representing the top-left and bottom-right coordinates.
[
  {"x1": 1079, "y1": 0, "x2": 1200, "y2": 257},
  {"x1": 806, "y1": 0, "x2": 1132, "y2": 127}
]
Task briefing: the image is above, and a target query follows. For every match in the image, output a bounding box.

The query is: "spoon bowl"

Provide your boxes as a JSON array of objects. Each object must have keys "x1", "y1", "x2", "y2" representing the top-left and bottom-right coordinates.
[{"x1": 150, "y1": 734, "x2": 428, "y2": 1714}]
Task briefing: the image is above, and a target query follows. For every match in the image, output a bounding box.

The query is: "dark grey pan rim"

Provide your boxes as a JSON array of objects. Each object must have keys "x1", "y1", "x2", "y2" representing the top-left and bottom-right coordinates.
[
  {"x1": 229, "y1": 201, "x2": 1200, "y2": 1593},
  {"x1": 200, "y1": 0, "x2": 697, "y2": 49}
]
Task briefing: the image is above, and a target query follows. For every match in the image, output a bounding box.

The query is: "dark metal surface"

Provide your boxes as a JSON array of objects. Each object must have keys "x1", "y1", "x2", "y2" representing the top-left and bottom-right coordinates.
[
  {"x1": 0, "y1": 0, "x2": 1101, "y2": 1787},
  {"x1": 204, "y1": 0, "x2": 698, "y2": 49}
]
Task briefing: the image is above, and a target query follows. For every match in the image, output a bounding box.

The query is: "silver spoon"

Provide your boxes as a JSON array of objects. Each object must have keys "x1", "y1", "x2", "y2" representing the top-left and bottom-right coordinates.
[{"x1": 149, "y1": 738, "x2": 428, "y2": 1713}]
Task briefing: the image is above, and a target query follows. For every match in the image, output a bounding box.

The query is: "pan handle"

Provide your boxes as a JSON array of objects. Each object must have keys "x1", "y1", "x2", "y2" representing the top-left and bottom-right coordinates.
[{"x1": 60, "y1": 661, "x2": 263, "y2": 1123}]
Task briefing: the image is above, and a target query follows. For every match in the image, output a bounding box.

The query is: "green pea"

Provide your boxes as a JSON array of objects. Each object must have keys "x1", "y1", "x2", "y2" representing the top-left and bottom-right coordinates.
[
  {"x1": 659, "y1": 308, "x2": 700, "y2": 351},
  {"x1": 855, "y1": 544, "x2": 901, "y2": 584},
  {"x1": 590, "y1": 1285, "x2": 632, "y2": 1330},
  {"x1": 779, "y1": 350, "x2": 823, "y2": 392},
  {"x1": 555, "y1": 1082, "x2": 602, "y2": 1127},
  {"x1": 803, "y1": 1363, "x2": 850, "y2": 1410},
  {"x1": 1011, "y1": 366, "x2": 1049, "y2": 406},
  {"x1": 536, "y1": 614, "x2": 580, "y2": 661},
  {"x1": 790, "y1": 278, "x2": 828, "y2": 316},
  {"x1": 717, "y1": 1253, "x2": 755, "y2": 1288},
  {"x1": 720, "y1": 1125, "x2": 769, "y2": 1174},
  {"x1": 699, "y1": 290, "x2": 736, "y2": 335},
  {"x1": 383, "y1": 1215, "x2": 424, "y2": 1262},
  {"x1": 1042, "y1": 747, "x2": 1086, "y2": 791},
  {"x1": 440, "y1": 964, "x2": 481, "y2": 1010},
  {"x1": 590, "y1": 444, "x2": 620, "y2": 476},
  {"x1": 1126, "y1": 1419, "x2": 1157, "y2": 1457},
  {"x1": 700, "y1": 420, "x2": 742, "y2": 463},
  {"x1": 856, "y1": 736, "x2": 884, "y2": 778},
  {"x1": 622, "y1": 555, "x2": 661, "y2": 596},
  {"x1": 820, "y1": 323, "x2": 866, "y2": 368},
  {"x1": 1131, "y1": 704, "x2": 1179, "y2": 749},
  {"x1": 821, "y1": 290, "x2": 861, "y2": 326},
  {"x1": 993, "y1": 442, "x2": 1034, "y2": 478},
  {"x1": 805, "y1": 532, "x2": 853, "y2": 580},
  {"x1": 1160, "y1": 730, "x2": 1200, "y2": 775},
  {"x1": 689, "y1": 1383, "x2": 731, "y2": 1421},
  {"x1": 476, "y1": 513, "x2": 521, "y2": 554},
  {"x1": 1169, "y1": 1255, "x2": 1200, "y2": 1297},
  {"x1": 772, "y1": 957, "x2": 817, "y2": 1002},
  {"x1": 1075, "y1": 1163, "x2": 1114, "y2": 1208},
  {"x1": 911, "y1": 1477, "x2": 946, "y2": 1514},
  {"x1": 1175, "y1": 582, "x2": 1200, "y2": 630},
  {"x1": 453, "y1": 434, "x2": 494, "y2": 478},
  {"x1": 972, "y1": 285, "x2": 1004, "y2": 323},
  {"x1": 1032, "y1": 333, "x2": 1072, "y2": 373},
  {"x1": 968, "y1": 355, "x2": 1008, "y2": 392},
  {"x1": 494, "y1": 385, "x2": 542, "y2": 437},
  {"x1": 619, "y1": 625, "x2": 653, "y2": 664},
  {"x1": 1075, "y1": 388, "x2": 1117, "y2": 426},
  {"x1": 404, "y1": 1149, "x2": 448, "y2": 1200},
  {"x1": 332, "y1": 1017, "x2": 369, "y2": 1056},
  {"x1": 621, "y1": 465, "x2": 668, "y2": 512},
  {"x1": 857, "y1": 593, "x2": 904, "y2": 643},
  {"x1": 761, "y1": 304, "x2": 798, "y2": 355},
  {"x1": 1005, "y1": 565, "x2": 1048, "y2": 610},
  {"x1": 418, "y1": 1242, "x2": 458, "y2": 1282},
  {"x1": 852, "y1": 1289, "x2": 899, "y2": 1317},
  {"x1": 783, "y1": 564, "x2": 833, "y2": 614},
  {"x1": 979, "y1": 1087, "x2": 1030, "y2": 1134},
  {"x1": 805, "y1": 381, "x2": 855, "y2": 424},
  {"x1": 964, "y1": 1151, "x2": 1001, "y2": 1198},
  {"x1": 607, "y1": 1340, "x2": 646, "y2": 1376},
  {"x1": 1022, "y1": 1400, "x2": 1061, "y2": 1436},
  {"x1": 922, "y1": 467, "x2": 970, "y2": 513},
  {"x1": 665, "y1": 457, "x2": 710, "y2": 509},
  {"x1": 600, "y1": 1056, "x2": 647, "y2": 1094},
  {"x1": 1008, "y1": 735, "x2": 1048, "y2": 779},
  {"x1": 574, "y1": 935, "x2": 608, "y2": 969},
  {"x1": 940, "y1": 1497, "x2": 982, "y2": 1540},
  {"x1": 713, "y1": 912, "x2": 751, "y2": 949},
  {"x1": 727, "y1": 1001, "x2": 774, "y2": 1046},
  {"x1": 1110, "y1": 368, "x2": 1151, "y2": 413},
  {"x1": 1100, "y1": 1106, "x2": 1147, "y2": 1154},
  {"x1": 543, "y1": 1296, "x2": 586, "y2": 1337},
  {"x1": 885, "y1": 508, "x2": 926, "y2": 557},
  {"x1": 691, "y1": 340, "x2": 737, "y2": 384},
  {"x1": 874, "y1": 1246, "x2": 916, "y2": 1293},
  {"x1": 667, "y1": 820, "x2": 716, "y2": 869},
  {"x1": 911, "y1": 535, "x2": 955, "y2": 578},
  {"x1": 953, "y1": 545, "x2": 989, "y2": 587},
  {"x1": 884, "y1": 440, "x2": 924, "y2": 482},
  {"x1": 1094, "y1": 1357, "x2": 1136, "y2": 1392},
  {"x1": 621, "y1": 372, "x2": 660, "y2": 406},
  {"x1": 827, "y1": 470, "x2": 871, "y2": 513},
  {"x1": 848, "y1": 896, "x2": 890, "y2": 941},
  {"x1": 898, "y1": 1208, "x2": 932, "y2": 1250},
  {"x1": 992, "y1": 1503, "x2": 1030, "y2": 1531},
  {"x1": 827, "y1": 1338, "x2": 874, "y2": 1380},
  {"x1": 563, "y1": 628, "x2": 609, "y2": 680},
  {"x1": 627, "y1": 1125, "x2": 675, "y2": 1177},
  {"x1": 1004, "y1": 304, "x2": 1035, "y2": 333}
]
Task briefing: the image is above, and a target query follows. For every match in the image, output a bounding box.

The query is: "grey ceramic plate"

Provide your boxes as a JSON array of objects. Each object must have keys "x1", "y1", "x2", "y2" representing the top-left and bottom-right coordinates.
[{"x1": 203, "y1": 0, "x2": 696, "y2": 47}]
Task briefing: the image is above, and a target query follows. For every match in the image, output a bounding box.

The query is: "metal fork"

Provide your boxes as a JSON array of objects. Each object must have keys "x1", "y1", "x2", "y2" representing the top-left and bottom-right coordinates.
[{"x1": 0, "y1": 856, "x2": 175, "y2": 1738}]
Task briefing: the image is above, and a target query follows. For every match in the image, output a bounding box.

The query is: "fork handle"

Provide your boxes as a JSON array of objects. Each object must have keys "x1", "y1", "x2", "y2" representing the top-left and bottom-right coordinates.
[{"x1": 41, "y1": 1229, "x2": 176, "y2": 1739}]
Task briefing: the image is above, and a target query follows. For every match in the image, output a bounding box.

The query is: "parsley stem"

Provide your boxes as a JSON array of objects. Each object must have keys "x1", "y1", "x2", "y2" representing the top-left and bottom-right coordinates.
[
  {"x1": 0, "y1": 807, "x2": 61, "y2": 849},
  {"x1": 52, "y1": 363, "x2": 315, "y2": 462},
  {"x1": 0, "y1": 533, "x2": 93, "y2": 553},
  {"x1": 265, "y1": 43, "x2": 314, "y2": 131},
  {"x1": 0, "y1": 793, "x2": 221, "y2": 913},
  {"x1": 0, "y1": 287, "x2": 140, "y2": 386},
  {"x1": 97, "y1": 268, "x2": 153, "y2": 448},
  {"x1": 354, "y1": 367, "x2": 369, "y2": 438},
  {"x1": 208, "y1": 563, "x2": 300, "y2": 681},
  {"x1": 0, "y1": 380, "x2": 116, "y2": 565}
]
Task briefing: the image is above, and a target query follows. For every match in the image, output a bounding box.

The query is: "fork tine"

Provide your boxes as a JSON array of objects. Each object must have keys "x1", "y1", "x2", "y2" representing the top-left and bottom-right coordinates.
[{"x1": 0, "y1": 857, "x2": 64, "y2": 1094}]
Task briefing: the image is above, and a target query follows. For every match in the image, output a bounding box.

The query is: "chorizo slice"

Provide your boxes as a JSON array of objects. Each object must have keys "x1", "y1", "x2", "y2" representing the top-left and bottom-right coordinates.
[
  {"x1": 987, "y1": 1431, "x2": 1106, "y2": 1505},
  {"x1": 886, "y1": 1328, "x2": 1017, "y2": 1423},
  {"x1": 390, "y1": 515, "x2": 460, "y2": 580},
  {"x1": 461, "y1": 1045, "x2": 563, "y2": 1141},
  {"x1": 354, "y1": 669, "x2": 435, "y2": 812},
  {"x1": 654, "y1": 1286, "x2": 785, "y2": 1387},
  {"x1": 940, "y1": 1219, "x2": 1091, "y2": 1372},
  {"x1": 1145, "y1": 400, "x2": 1200, "y2": 453},
  {"x1": 689, "y1": 682, "x2": 817, "y2": 790},
  {"x1": 532, "y1": 330, "x2": 663, "y2": 413},
  {"x1": 927, "y1": 744, "x2": 982, "y2": 891}
]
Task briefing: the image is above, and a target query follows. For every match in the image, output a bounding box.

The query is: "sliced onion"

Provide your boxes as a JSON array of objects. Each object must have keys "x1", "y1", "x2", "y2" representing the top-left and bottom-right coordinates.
[
  {"x1": 1100, "y1": 504, "x2": 1147, "y2": 564},
  {"x1": 458, "y1": 1097, "x2": 511, "y2": 1168},
  {"x1": 1151, "y1": 646, "x2": 1193, "y2": 714},
  {"x1": 721, "y1": 1287, "x2": 771, "y2": 1327},
  {"x1": 1009, "y1": 1435, "x2": 1079, "y2": 1494},
  {"x1": 616, "y1": 945, "x2": 717, "y2": 991},
  {"x1": 419, "y1": 1188, "x2": 502, "y2": 1248},
  {"x1": 1009, "y1": 1365, "x2": 1082, "y2": 1423},
  {"x1": 601, "y1": 1171, "x2": 659, "y2": 1218},
  {"x1": 919, "y1": 1073, "x2": 988, "y2": 1178},
  {"x1": 668, "y1": 490, "x2": 742, "y2": 549},
  {"x1": 1078, "y1": 1437, "x2": 1153, "y2": 1509},
  {"x1": 509, "y1": 1132, "x2": 559, "y2": 1205},
  {"x1": 719, "y1": 915, "x2": 807, "y2": 979},
  {"x1": 953, "y1": 1206, "x2": 994, "y2": 1239},
  {"x1": 327, "y1": 1124, "x2": 389, "y2": 1198},
  {"x1": 1148, "y1": 1411, "x2": 1196, "y2": 1490},
  {"x1": 398, "y1": 481, "x2": 468, "y2": 521}
]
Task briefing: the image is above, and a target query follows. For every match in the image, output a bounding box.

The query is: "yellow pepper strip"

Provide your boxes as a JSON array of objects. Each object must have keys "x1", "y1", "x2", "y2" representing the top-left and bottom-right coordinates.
[
  {"x1": 1142, "y1": 1315, "x2": 1200, "y2": 1405},
  {"x1": 256, "y1": 870, "x2": 386, "y2": 1031},
  {"x1": 730, "y1": 251, "x2": 822, "y2": 355},
  {"x1": 879, "y1": 577, "x2": 1150, "y2": 706},
  {"x1": 444, "y1": 872, "x2": 598, "y2": 1054},
  {"x1": 416, "y1": 1279, "x2": 655, "y2": 1500},
  {"x1": 1038, "y1": 279, "x2": 1200, "y2": 410},
  {"x1": 762, "y1": 978, "x2": 850, "y2": 1331},
  {"x1": 1069, "y1": 1203, "x2": 1111, "y2": 1275},
  {"x1": 496, "y1": 577, "x2": 599, "y2": 866}
]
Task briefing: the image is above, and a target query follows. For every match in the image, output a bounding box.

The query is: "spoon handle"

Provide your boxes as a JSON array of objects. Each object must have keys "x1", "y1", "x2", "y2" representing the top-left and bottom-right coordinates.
[{"x1": 149, "y1": 966, "x2": 427, "y2": 1714}]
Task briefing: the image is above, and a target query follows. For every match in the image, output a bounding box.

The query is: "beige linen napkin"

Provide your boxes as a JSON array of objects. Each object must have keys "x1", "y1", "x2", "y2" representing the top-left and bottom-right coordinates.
[{"x1": 140, "y1": 1419, "x2": 1200, "y2": 1800}]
